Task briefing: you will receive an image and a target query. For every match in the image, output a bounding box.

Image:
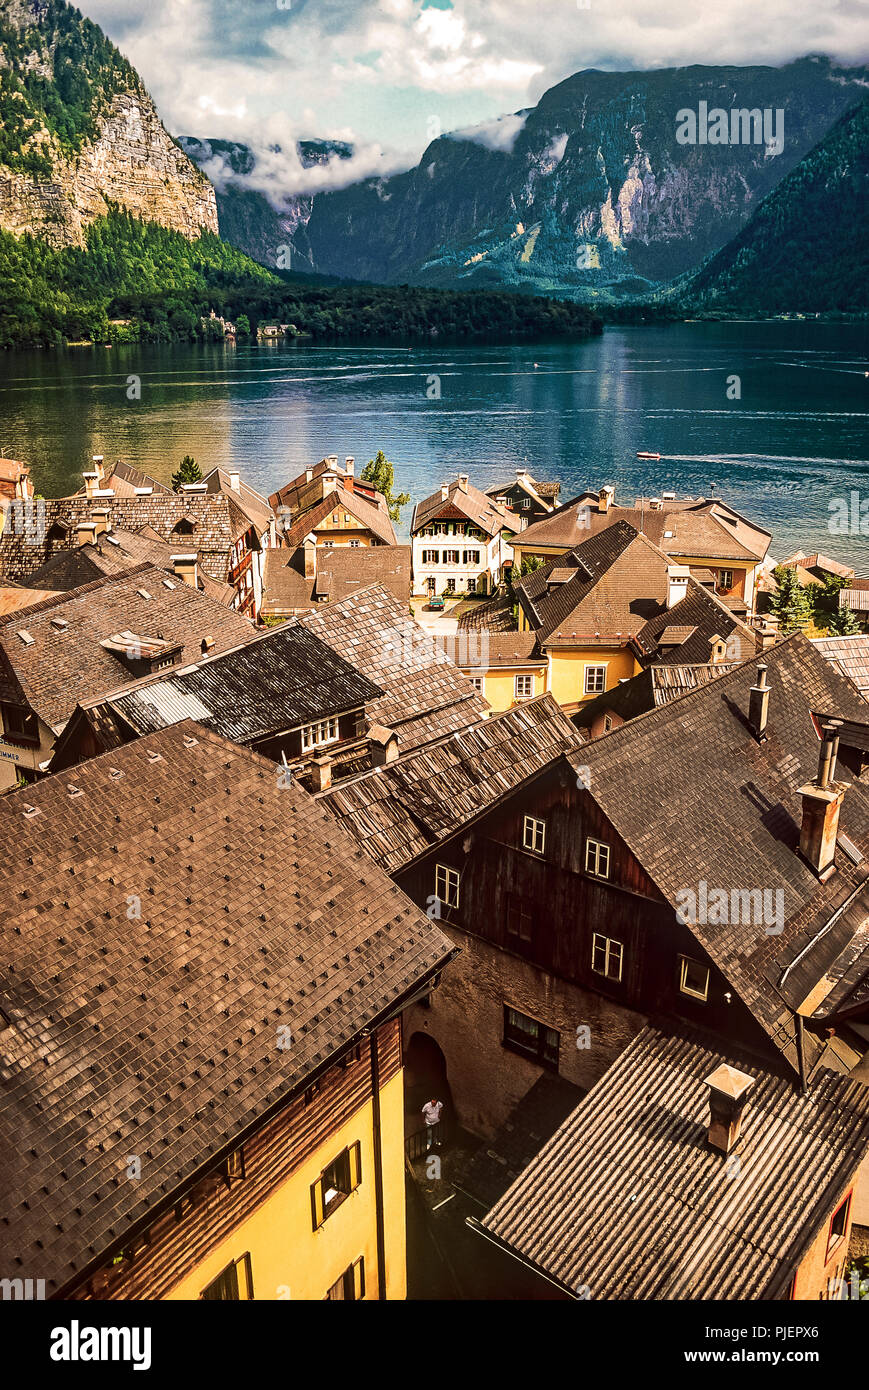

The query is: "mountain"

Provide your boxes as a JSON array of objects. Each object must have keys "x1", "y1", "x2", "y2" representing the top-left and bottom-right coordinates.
[
  {"x1": 0, "y1": 0, "x2": 217, "y2": 246},
  {"x1": 303, "y1": 58, "x2": 869, "y2": 301},
  {"x1": 685, "y1": 97, "x2": 869, "y2": 313},
  {"x1": 178, "y1": 136, "x2": 354, "y2": 270}
]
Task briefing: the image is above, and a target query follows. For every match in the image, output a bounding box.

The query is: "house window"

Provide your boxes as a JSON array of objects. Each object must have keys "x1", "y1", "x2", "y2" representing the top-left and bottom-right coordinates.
[
  {"x1": 325, "y1": 1257, "x2": 365, "y2": 1301},
  {"x1": 343, "y1": 513, "x2": 352, "y2": 524},
  {"x1": 427, "y1": 577, "x2": 437, "y2": 594},
  {"x1": 584, "y1": 665, "x2": 607, "y2": 695},
  {"x1": 467, "y1": 578, "x2": 477, "y2": 594},
  {"x1": 514, "y1": 674, "x2": 533, "y2": 700},
  {"x1": 445, "y1": 578, "x2": 456, "y2": 593},
  {"x1": 445, "y1": 550, "x2": 460, "y2": 565},
  {"x1": 435, "y1": 864, "x2": 460, "y2": 908},
  {"x1": 678, "y1": 955, "x2": 710, "y2": 1002},
  {"x1": 469, "y1": 676, "x2": 484, "y2": 693},
  {"x1": 422, "y1": 550, "x2": 438, "y2": 564},
  {"x1": 201, "y1": 1253, "x2": 253, "y2": 1301},
  {"x1": 1, "y1": 703, "x2": 39, "y2": 747},
  {"x1": 523, "y1": 814, "x2": 546, "y2": 854},
  {"x1": 300, "y1": 717, "x2": 339, "y2": 751},
  {"x1": 311, "y1": 1142, "x2": 362, "y2": 1229},
  {"x1": 349, "y1": 540, "x2": 361, "y2": 548},
  {"x1": 826, "y1": 1194, "x2": 851, "y2": 1263},
  {"x1": 718, "y1": 569, "x2": 734, "y2": 590},
  {"x1": 603, "y1": 714, "x2": 613, "y2": 733},
  {"x1": 521, "y1": 497, "x2": 530, "y2": 508},
  {"x1": 592, "y1": 933, "x2": 623, "y2": 981},
  {"x1": 506, "y1": 894, "x2": 533, "y2": 942},
  {"x1": 585, "y1": 838, "x2": 610, "y2": 878},
  {"x1": 503, "y1": 1006, "x2": 559, "y2": 1070},
  {"x1": 462, "y1": 551, "x2": 479, "y2": 565}
]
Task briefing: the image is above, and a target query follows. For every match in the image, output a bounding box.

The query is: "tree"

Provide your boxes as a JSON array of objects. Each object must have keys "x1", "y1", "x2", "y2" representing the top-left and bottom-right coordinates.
[
  {"x1": 172, "y1": 454, "x2": 202, "y2": 491},
  {"x1": 520, "y1": 555, "x2": 545, "y2": 576},
  {"x1": 361, "y1": 449, "x2": 410, "y2": 522},
  {"x1": 769, "y1": 565, "x2": 813, "y2": 635},
  {"x1": 235, "y1": 313, "x2": 251, "y2": 338},
  {"x1": 808, "y1": 574, "x2": 862, "y2": 635}
]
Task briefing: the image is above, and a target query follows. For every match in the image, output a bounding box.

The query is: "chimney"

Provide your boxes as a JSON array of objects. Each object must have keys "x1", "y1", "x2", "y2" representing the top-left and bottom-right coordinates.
[
  {"x1": 327, "y1": 455, "x2": 339, "y2": 467},
  {"x1": 268, "y1": 515, "x2": 277, "y2": 549},
  {"x1": 310, "y1": 754, "x2": 332, "y2": 792},
  {"x1": 82, "y1": 471, "x2": 99, "y2": 500},
  {"x1": 748, "y1": 663, "x2": 770, "y2": 741},
  {"x1": 229, "y1": 471, "x2": 241, "y2": 492},
  {"x1": 305, "y1": 469, "x2": 313, "y2": 483},
  {"x1": 181, "y1": 482, "x2": 207, "y2": 494},
  {"x1": 705, "y1": 1064, "x2": 755, "y2": 1154},
  {"x1": 666, "y1": 564, "x2": 690, "y2": 609},
  {"x1": 798, "y1": 721, "x2": 846, "y2": 880},
  {"x1": 649, "y1": 497, "x2": 663, "y2": 511},
  {"x1": 598, "y1": 485, "x2": 614, "y2": 513},
  {"x1": 76, "y1": 520, "x2": 97, "y2": 547},
  {"x1": 92, "y1": 507, "x2": 110, "y2": 537},
  {"x1": 171, "y1": 553, "x2": 199, "y2": 588},
  {"x1": 369, "y1": 724, "x2": 399, "y2": 766},
  {"x1": 303, "y1": 535, "x2": 317, "y2": 579},
  {"x1": 440, "y1": 484, "x2": 449, "y2": 501},
  {"x1": 458, "y1": 474, "x2": 469, "y2": 493},
  {"x1": 344, "y1": 457, "x2": 355, "y2": 475},
  {"x1": 92, "y1": 455, "x2": 105, "y2": 482}
]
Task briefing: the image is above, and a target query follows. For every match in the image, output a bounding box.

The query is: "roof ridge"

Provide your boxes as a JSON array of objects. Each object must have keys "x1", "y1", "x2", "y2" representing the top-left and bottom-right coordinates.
[{"x1": 0, "y1": 561, "x2": 159, "y2": 625}]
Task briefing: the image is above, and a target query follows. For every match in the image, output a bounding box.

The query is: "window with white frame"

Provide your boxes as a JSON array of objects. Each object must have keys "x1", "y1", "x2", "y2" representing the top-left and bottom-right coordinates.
[
  {"x1": 591, "y1": 933, "x2": 623, "y2": 980},
  {"x1": 301, "y1": 717, "x2": 339, "y2": 751},
  {"x1": 435, "y1": 864, "x2": 460, "y2": 908},
  {"x1": 521, "y1": 497, "x2": 530, "y2": 508},
  {"x1": 467, "y1": 578, "x2": 477, "y2": 594},
  {"x1": 718, "y1": 569, "x2": 734, "y2": 590},
  {"x1": 523, "y1": 815, "x2": 546, "y2": 854},
  {"x1": 584, "y1": 665, "x2": 607, "y2": 695},
  {"x1": 514, "y1": 674, "x2": 533, "y2": 699},
  {"x1": 445, "y1": 550, "x2": 460, "y2": 565},
  {"x1": 469, "y1": 676, "x2": 484, "y2": 693},
  {"x1": 422, "y1": 550, "x2": 438, "y2": 564},
  {"x1": 678, "y1": 956, "x2": 709, "y2": 1002},
  {"x1": 603, "y1": 714, "x2": 613, "y2": 733},
  {"x1": 585, "y1": 837, "x2": 610, "y2": 878},
  {"x1": 462, "y1": 550, "x2": 479, "y2": 565}
]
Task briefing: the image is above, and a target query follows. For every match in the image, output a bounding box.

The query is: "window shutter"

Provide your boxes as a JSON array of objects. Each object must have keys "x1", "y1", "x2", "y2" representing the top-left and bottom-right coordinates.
[
  {"x1": 311, "y1": 1176, "x2": 325, "y2": 1230},
  {"x1": 353, "y1": 1257, "x2": 365, "y2": 1300},
  {"x1": 348, "y1": 1140, "x2": 362, "y2": 1191}
]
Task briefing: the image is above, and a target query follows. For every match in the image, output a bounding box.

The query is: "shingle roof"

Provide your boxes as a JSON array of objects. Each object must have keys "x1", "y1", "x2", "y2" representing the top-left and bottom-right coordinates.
[
  {"x1": 412, "y1": 479, "x2": 516, "y2": 538},
  {"x1": 0, "y1": 564, "x2": 254, "y2": 732},
  {"x1": 572, "y1": 662, "x2": 741, "y2": 729},
  {"x1": 74, "y1": 461, "x2": 171, "y2": 498},
  {"x1": 435, "y1": 632, "x2": 545, "y2": 668},
  {"x1": 813, "y1": 634, "x2": 869, "y2": 699},
  {"x1": 568, "y1": 633, "x2": 869, "y2": 1068},
  {"x1": 280, "y1": 488, "x2": 397, "y2": 548},
  {"x1": 476, "y1": 1023, "x2": 869, "y2": 1300},
  {"x1": 319, "y1": 694, "x2": 585, "y2": 874},
  {"x1": 299, "y1": 584, "x2": 488, "y2": 751},
  {"x1": 517, "y1": 493, "x2": 770, "y2": 563},
  {"x1": 261, "y1": 545, "x2": 411, "y2": 617},
  {"x1": 0, "y1": 721, "x2": 454, "y2": 1290},
  {"x1": 0, "y1": 584, "x2": 55, "y2": 616},
  {"x1": 26, "y1": 528, "x2": 235, "y2": 606},
  {"x1": 104, "y1": 621, "x2": 382, "y2": 744},
  {"x1": 633, "y1": 581, "x2": 758, "y2": 666},
  {"x1": 202, "y1": 468, "x2": 273, "y2": 535}
]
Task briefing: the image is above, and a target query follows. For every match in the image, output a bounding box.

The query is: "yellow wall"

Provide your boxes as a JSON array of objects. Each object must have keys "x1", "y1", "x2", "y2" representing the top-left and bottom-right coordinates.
[
  {"x1": 461, "y1": 667, "x2": 546, "y2": 713},
  {"x1": 547, "y1": 647, "x2": 639, "y2": 709},
  {"x1": 165, "y1": 1069, "x2": 407, "y2": 1302}
]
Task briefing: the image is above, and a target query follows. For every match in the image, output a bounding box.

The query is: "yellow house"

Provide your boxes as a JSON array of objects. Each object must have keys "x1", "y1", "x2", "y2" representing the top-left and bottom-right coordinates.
[
  {"x1": 512, "y1": 485, "x2": 770, "y2": 616},
  {"x1": 0, "y1": 722, "x2": 454, "y2": 1302},
  {"x1": 437, "y1": 632, "x2": 548, "y2": 713},
  {"x1": 270, "y1": 457, "x2": 398, "y2": 552}
]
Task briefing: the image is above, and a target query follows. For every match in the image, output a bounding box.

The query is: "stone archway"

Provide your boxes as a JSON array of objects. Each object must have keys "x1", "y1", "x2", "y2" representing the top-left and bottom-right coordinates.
[{"x1": 405, "y1": 1031, "x2": 454, "y2": 1140}]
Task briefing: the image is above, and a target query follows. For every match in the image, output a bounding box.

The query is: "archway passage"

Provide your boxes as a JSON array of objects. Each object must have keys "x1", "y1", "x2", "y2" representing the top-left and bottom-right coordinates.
[{"x1": 404, "y1": 1031, "x2": 453, "y2": 1141}]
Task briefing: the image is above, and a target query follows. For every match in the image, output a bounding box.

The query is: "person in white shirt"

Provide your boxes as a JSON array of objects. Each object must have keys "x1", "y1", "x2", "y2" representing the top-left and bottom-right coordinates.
[{"x1": 422, "y1": 1098, "x2": 444, "y2": 1151}]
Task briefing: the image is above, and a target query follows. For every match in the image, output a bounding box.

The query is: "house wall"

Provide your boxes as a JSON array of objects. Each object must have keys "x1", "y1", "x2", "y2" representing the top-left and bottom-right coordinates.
[
  {"x1": 460, "y1": 666, "x2": 546, "y2": 713},
  {"x1": 789, "y1": 1185, "x2": 856, "y2": 1300},
  {"x1": 65, "y1": 1021, "x2": 405, "y2": 1301},
  {"x1": 0, "y1": 712, "x2": 54, "y2": 790},
  {"x1": 678, "y1": 555, "x2": 754, "y2": 607},
  {"x1": 545, "y1": 647, "x2": 639, "y2": 709}
]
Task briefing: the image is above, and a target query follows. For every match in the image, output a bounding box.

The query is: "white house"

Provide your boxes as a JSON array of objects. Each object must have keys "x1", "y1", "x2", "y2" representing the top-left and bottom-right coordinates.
[{"x1": 411, "y1": 475, "x2": 517, "y2": 598}]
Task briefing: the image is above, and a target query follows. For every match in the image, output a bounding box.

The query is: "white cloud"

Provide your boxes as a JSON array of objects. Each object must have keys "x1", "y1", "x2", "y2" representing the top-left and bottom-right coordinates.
[{"x1": 449, "y1": 110, "x2": 529, "y2": 153}]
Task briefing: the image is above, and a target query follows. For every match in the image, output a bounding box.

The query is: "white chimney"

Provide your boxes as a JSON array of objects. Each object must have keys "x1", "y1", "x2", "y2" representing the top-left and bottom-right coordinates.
[
  {"x1": 229, "y1": 471, "x2": 241, "y2": 492},
  {"x1": 310, "y1": 754, "x2": 333, "y2": 792},
  {"x1": 76, "y1": 521, "x2": 97, "y2": 547},
  {"x1": 458, "y1": 474, "x2": 469, "y2": 493},
  {"x1": 305, "y1": 469, "x2": 313, "y2": 483},
  {"x1": 666, "y1": 564, "x2": 690, "y2": 609},
  {"x1": 172, "y1": 553, "x2": 199, "y2": 588},
  {"x1": 598, "y1": 485, "x2": 615, "y2": 513},
  {"x1": 344, "y1": 457, "x2": 355, "y2": 475},
  {"x1": 440, "y1": 484, "x2": 449, "y2": 501},
  {"x1": 82, "y1": 471, "x2": 99, "y2": 500}
]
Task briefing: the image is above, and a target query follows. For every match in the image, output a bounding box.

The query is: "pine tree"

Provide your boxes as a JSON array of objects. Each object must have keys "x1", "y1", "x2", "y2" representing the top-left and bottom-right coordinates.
[
  {"x1": 809, "y1": 575, "x2": 863, "y2": 635},
  {"x1": 770, "y1": 565, "x2": 813, "y2": 635},
  {"x1": 172, "y1": 454, "x2": 202, "y2": 491},
  {"x1": 360, "y1": 449, "x2": 410, "y2": 523}
]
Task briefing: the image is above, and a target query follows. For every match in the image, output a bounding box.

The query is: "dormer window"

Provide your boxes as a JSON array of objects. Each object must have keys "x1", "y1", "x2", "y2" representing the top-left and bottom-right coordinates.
[
  {"x1": 100, "y1": 630, "x2": 183, "y2": 676},
  {"x1": 1, "y1": 703, "x2": 39, "y2": 747}
]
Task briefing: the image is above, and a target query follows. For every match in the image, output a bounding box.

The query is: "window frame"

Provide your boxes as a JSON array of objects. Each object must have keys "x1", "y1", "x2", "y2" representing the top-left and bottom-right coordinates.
[
  {"x1": 523, "y1": 814, "x2": 546, "y2": 855},
  {"x1": 678, "y1": 955, "x2": 710, "y2": 1002},
  {"x1": 503, "y1": 1005, "x2": 559, "y2": 1071},
  {"x1": 200, "y1": 1253, "x2": 253, "y2": 1301},
  {"x1": 1, "y1": 702, "x2": 39, "y2": 748},
  {"x1": 434, "y1": 863, "x2": 460, "y2": 909},
  {"x1": 584, "y1": 664, "x2": 607, "y2": 695},
  {"x1": 826, "y1": 1193, "x2": 851, "y2": 1264},
  {"x1": 311, "y1": 1142, "x2": 362, "y2": 1230},
  {"x1": 591, "y1": 932, "x2": 623, "y2": 981},
  {"x1": 514, "y1": 673, "x2": 533, "y2": 700},
  {"x1": 506, "y1": 893, "x2": 533, "y2": 943},
  {"x1": 300, "y1": 716, "x2": 340, "y2": 752},
  {"x1": 585, "y1": 837, "x2": 611, "y2": 879},
  {"x1": 325, "y1": 1256, "x2": 365, "y2": 1301},
  {"x1": 718, "y1": 568, "x2": 734, "y2": 590},
  {"x1": 468, "y1": 675, "x2": 484, "y2": 693}
]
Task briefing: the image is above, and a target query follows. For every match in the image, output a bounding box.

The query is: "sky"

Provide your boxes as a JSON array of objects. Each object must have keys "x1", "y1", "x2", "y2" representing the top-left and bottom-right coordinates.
[{"x1": 81, "y1": 0, "x2": 869, "y2": 201}]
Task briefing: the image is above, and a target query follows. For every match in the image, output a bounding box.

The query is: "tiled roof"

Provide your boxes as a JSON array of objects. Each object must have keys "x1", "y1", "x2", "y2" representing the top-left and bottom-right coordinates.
[
  {"x1": 572, "y1": 662, "x2": 741, "y2": 729},
  {"x1": 455, "y1": 593, "x2": 517, "y2": 633},
  {"x1": 0, "y1": 459, "x2": 28, "y2": 485},
  {"x1": 202, "y1": 468, "x2": 273, "y2": 535},
  {"x1": 783, "y1": 551, "x2": 854, "y2": 580},
  {"x1": 0, "y1": 564, "x2": 254, "y2": 732},
  {"x1": 412, "y1": 479, "x2": 516, "y2": 538},
  {"x1": 517, "y1": 493, "x2": 770, "y2": 563},
  {"x1": 813, "y1": 634, "x2": 869, "y2": 699},
  {"x1": 0, "y1": 495, "x2": 240, "y2": 586},
  {"x1": 299, "y1": 584, "x2": 488, "y2": 751},
  {"x1": 268, "y1": 459, "x2": 386, "y2": 515},
  {"x1": 261, "y1": 545, "x2": 411, "y2": 617},
  {"x1": 633, "y1": 582, "x2": 757, "y2": 665},
  {"x1": 568, "y1": 633, "x2": 869, "y2": 1068},
  {"x1": 280, "y1": 489, "x2": 397, "y2": 548},
  {"x1": 0, "y1": 722, "x2": 454, "y2": 1289},
  {"x1": 0, "y1": 584, "x2": 55, "y2": 616},
  {"x1": 104, "y1": 621, "x2": 382, "y2": 744},
  {"x1": 435, "y1": 632, "x2": 544, "y2": 668},
  {"x1": 477, "y1": 1024, "x2": 869, "y2": 1300},
  {"x1": 26, "y1": 528, "x2": 235, "y2": 606},
  {"x1": 74, "y1": 461, "x2": 171, "y2": 497},
  {"x1": 319, "y1": 694, "x2": 585, "y2": 874}
]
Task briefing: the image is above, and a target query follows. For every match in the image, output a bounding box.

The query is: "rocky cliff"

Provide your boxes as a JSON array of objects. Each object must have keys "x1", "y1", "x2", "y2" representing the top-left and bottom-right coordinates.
[
  {"x1": 0, "y1": 0, "x2": 217, "y2": 247},
  {"x1": 303, "y1": 57, "x2": 869, "y2": 301}
]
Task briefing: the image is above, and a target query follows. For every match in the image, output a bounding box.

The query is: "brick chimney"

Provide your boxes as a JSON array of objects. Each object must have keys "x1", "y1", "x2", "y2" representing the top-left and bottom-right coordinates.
[
  {"x1": 598, "y1": 485, "x2": 614, "y2": 513},
  {"x1": 310, "y1": 754, "x2": 332, "y2": 792},
  {"x1": 303, "y1": 535, "x2": 317, "y2": 579},
  {"x1": 705, "y1": 1064, "x2": 755, "y2": 1154},
  {"x1": 666, "y1": 564, "x2": 690, "y2": 609},
  {"x1": 369, "y1": 724, "x2": 399, "y2": 766},
  {"x1": 798, "y1": 721, "x2": 846, "y2": 881},
  {"x1": 344, "y1": 457, "x2": 355, "y2": 493},
  {"x1": 171, "y1": 553, "x2": 199, "y2": 588},
  {"x1": 748, "y1": 663, "x2": 770, "y2": 740}
]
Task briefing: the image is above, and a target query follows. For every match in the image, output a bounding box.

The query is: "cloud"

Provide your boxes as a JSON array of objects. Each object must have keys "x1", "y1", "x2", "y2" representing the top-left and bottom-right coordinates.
[
  {"x1": 448, "y1": 111, "x2": 529, "y2": 153},
  {"x1": 193, "y1": 133, "x2": 414, "y2": 208}
]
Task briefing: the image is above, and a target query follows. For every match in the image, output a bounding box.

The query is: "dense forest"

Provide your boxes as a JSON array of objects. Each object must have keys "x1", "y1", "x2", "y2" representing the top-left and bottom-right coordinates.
[{"x1": 0, "y1": 208, "x2": 603, "y2": 348}]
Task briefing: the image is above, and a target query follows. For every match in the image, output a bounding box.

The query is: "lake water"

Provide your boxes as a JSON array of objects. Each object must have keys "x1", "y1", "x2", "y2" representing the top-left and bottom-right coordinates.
[{"x1": 1, "y1": 321, "x2": 867, "y2": 565}]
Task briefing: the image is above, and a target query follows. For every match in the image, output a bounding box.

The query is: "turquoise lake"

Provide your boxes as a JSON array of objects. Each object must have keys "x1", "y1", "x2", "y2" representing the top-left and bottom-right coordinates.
[{"x1": 0, "y1": 320, "x2": 867, "y2": 564}]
